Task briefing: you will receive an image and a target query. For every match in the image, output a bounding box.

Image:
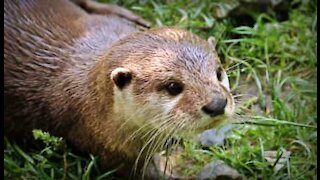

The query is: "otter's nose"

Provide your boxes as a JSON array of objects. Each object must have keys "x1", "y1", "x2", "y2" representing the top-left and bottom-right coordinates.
[{"x1": 201, "y1": 98, "x2": 227, "y2": 117}]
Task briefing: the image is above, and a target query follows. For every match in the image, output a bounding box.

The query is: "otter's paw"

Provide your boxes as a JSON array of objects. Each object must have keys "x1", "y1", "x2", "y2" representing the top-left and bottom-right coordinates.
[{"x1": 74, "y1": 0, "x2": 151, "y2": 28}]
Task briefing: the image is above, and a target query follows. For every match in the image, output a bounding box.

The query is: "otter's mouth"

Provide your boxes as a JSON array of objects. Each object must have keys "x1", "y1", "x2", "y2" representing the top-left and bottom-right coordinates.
[{"x1": 190, "y1": 115, "x2": 229, "y2": 134}]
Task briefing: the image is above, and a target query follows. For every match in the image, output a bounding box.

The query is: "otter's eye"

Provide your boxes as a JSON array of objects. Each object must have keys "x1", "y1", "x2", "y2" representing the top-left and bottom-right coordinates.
[
  {"x1": 216, "y1": 67, "x2": 223, "y2": 81},
  {"x1": 165, "y1": 82, "x2": 183, "y2": 96}
]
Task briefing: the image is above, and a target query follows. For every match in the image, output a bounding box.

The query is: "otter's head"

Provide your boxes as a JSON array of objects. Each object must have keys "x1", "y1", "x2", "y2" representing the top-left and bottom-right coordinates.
[{"x1": 108, "y1": 28, "x2": 234, "y2": 135}]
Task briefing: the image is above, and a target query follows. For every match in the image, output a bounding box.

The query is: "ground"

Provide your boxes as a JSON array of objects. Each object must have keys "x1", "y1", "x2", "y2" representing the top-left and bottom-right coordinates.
[{"x1": 4, "y1": 0, "x2": 317, "y2": 179}]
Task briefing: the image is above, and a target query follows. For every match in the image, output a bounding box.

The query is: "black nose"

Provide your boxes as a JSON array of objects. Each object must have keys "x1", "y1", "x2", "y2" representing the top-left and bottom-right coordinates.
[{"x1": 201, "y1": 98, "x2": 227, "y2": 117}]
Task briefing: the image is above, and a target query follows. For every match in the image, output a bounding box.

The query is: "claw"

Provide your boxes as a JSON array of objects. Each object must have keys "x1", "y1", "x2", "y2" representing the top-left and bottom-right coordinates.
[{"x1": 72, "y1": 0, "x2": 151, "y2": 28}]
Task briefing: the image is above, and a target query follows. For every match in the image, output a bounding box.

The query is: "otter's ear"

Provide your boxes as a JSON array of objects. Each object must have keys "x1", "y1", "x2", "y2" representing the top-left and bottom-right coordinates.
[
  {"x1": 207, "y1": 36, "x2": 216, "y2": 49},
  {"x1": 111, "y1": 68, "x2": 132, "y2": 90}
]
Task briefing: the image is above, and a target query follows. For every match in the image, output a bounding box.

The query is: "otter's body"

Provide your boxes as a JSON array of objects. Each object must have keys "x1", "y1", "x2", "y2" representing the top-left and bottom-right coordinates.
[
  {"x1": 5, "y1": 0, "x2": 138, "y2": 166},
  {"x1": 5, "y1": 0, "x2": 235, "y2": 178}
]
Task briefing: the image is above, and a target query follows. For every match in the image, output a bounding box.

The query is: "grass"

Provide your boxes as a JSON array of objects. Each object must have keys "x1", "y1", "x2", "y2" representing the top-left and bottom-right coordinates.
[
  {"x1": 4, "y1": 0, "x2": 317, "y2": 179},
  {"x1": 4, "y1": 131, "x2": 118, "y2": 180}
]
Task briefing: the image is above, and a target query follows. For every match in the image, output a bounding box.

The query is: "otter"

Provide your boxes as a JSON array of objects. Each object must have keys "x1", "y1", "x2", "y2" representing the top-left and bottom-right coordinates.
[{"x1": 4, "y1": 0, "x2": 235, "y2": 178}]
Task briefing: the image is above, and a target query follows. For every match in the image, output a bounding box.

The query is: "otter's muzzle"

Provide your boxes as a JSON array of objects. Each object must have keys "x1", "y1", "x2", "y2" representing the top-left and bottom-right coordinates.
[{"x1": 201, "y1": 97, "x2": 227, "y2": 117}]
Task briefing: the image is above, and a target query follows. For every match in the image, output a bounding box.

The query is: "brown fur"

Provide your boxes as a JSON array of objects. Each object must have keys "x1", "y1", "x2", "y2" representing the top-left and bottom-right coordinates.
[
  {"x1": 5, "y1": 0, "x2": 140, "y2": 172},
  {"x1": 4, "y1": 0, "x2": 234, "y2": 178}
]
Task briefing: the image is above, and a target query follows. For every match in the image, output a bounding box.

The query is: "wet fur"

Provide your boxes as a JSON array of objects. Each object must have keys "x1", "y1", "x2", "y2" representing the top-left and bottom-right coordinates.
[
  {"x1": 5, "y1": 0, "x2": 139, "y2": 170},
  {"x1": 4, "y1": 0, "x2": 234, "y2": 178}
]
